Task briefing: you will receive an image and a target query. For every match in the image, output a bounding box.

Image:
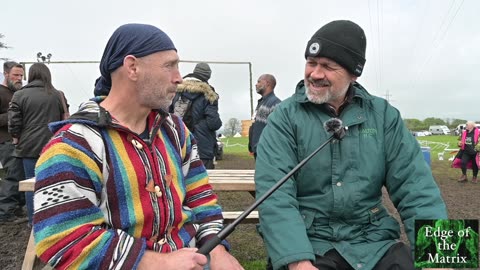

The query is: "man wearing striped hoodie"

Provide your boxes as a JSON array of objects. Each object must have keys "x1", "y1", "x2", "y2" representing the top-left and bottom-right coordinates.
[{"x1": 33, "y1": 24, "x2": 243, "y2": 270}]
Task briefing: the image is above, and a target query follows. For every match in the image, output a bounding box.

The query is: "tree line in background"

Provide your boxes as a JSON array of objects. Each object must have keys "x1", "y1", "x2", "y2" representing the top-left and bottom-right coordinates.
[
  {"x1": 1, "y1": 33, "x2": 9, "y2": 61},
  {"x1": 403, "y1": 117, "x2": 474, "y2": 132},
  {"x1": 0, "y1": 34, "x2": 7, "y2": 49}
]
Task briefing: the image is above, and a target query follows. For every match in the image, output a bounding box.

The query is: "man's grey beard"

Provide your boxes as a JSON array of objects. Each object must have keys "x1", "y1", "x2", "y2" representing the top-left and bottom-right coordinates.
[
  {"x1": 305, "y1": 84, "x2": 329, "y2": 104},
  {"x1": 305, "y1": 79, "x2": 350, "y2": 105},
  {"x1": 7, "y1": 79, "x2": 22, "y2": 91}
]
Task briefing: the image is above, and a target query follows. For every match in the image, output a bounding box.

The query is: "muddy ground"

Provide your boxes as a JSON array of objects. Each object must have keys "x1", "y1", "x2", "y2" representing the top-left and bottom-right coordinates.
[{"x1": 0, "y1": 156, "x2": 478, "y2": 269}]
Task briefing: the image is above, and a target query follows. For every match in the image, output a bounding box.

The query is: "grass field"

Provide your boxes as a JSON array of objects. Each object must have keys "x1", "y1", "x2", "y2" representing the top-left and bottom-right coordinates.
[
  {"x1": 416, "y1": 134, "x2": 460, "y2": 161},
  {"x1": 220, "y1": 134, "x2": 461, "y2": 162},
  {"x1": 219, "y1": 137, "x2": 251, "y2": 158}
]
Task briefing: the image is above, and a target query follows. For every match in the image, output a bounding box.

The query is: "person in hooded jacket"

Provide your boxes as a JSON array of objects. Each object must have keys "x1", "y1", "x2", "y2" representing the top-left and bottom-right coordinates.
[
  {"x1": 170, "y1": 63, "x2": 222, "y2": 169},
  {"x1": 8, "y1": 62, "x2": 66, "y2": 226}
]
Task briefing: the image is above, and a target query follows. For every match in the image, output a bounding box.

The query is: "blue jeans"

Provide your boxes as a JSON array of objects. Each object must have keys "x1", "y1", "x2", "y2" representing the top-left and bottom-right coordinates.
[{"x1": 22, "y1": 158, "x2": 37, "y2": 225}]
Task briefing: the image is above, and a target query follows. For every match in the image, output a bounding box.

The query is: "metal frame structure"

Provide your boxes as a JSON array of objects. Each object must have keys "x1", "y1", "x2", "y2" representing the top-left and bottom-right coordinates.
[{"x1": 19, "y1": 59, "x2": 254, "y2": 116}]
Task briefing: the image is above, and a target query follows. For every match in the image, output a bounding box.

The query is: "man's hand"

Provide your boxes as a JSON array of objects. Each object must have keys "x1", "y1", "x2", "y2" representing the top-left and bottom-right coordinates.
[
  {"x1": 209, "y1": 245, "x2": 244, "y2": 270},
  {"x1": 138, "y1": 248, "x2": 207, "y2": 270},
  {"x1": 288, "y1": 260, "x2": 317, "y2": 270}
]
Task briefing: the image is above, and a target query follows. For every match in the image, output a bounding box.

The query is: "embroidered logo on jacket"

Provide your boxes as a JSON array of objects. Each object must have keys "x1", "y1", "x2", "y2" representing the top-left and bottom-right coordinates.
[{"x1": 360, "y1": 128, "x2": 377, "y2": 137}]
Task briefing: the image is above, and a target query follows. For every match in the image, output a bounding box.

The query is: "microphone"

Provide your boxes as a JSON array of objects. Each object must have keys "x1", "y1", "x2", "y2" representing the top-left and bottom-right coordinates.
[
  {"x1": 197, "y1": 118, "x2": 347, "y2": 255},
  {"x1": 324, "y1": 118, "x2": 347, "y2": 140}
]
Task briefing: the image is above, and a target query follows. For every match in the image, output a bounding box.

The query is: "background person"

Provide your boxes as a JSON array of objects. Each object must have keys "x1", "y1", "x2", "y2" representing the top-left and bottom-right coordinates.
[
  {"x1": 456, "y1": 121, "x2": 479, "y2": 183},
  {"x1": 33, "y1": 24, "x2": 242, "y2": 270},
  {"x1": 254, "y1": 20, "x2": 447, "y2": 270},
  {"x1": 248, "y1": 74, "x2": 281, "y2": 159},
  {"x1": 0, "y1": 61, "x2": 26, "y2": 223},
  {"x1": 170, "y1": 63, "x2": 222, "y2": 169},
  {"x1": 8, "y1": 62, "x2": 66, "y2": 226}
]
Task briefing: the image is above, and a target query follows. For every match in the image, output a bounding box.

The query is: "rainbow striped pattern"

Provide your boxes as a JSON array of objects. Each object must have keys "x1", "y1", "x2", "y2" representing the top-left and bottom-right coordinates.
[{"x1": 33, "y1": 100, "x2": 223, "y2": 269}]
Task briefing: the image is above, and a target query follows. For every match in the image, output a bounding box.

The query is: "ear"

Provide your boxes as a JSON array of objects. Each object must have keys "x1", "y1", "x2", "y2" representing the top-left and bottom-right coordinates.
[
  {"x1": 123, "y1": 55, "x2": 139, "y2": 81},
  {"x1": 351, "y1": 75, "x2": 358, "y2": 83}
]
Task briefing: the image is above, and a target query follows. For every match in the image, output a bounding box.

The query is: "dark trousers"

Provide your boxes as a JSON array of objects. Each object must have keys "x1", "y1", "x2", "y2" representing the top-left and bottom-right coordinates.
[
  {"x1": 0, "y1": 142, "x2": 26, "y2": 217},
  {"x1": 201, "y1": 159, "x2": 215, "y2": 169},
  {"x1": 23, "y1": 158, "x2": 37, "y2": 225},
  {"x1": 461, "y1": 152, "x2": 478, "y2": 177},
  {"x1": 267, "y1": 242, "x2": 414, "y2": 270},
  {"x1": 314, "y1": 242, "x2": 414, "y2": 270}
]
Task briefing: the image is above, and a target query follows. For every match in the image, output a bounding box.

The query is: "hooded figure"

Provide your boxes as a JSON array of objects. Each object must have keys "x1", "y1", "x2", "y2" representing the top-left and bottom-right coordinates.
[{"x1": 170, "y1": 63, "x2": 222, "y2": 169}]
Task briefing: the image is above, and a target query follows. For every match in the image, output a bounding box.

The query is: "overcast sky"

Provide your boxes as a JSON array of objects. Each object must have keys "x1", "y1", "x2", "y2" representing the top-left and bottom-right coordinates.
[{"x1": 1, "y1": 0, "x2": 477, "y2": 124}]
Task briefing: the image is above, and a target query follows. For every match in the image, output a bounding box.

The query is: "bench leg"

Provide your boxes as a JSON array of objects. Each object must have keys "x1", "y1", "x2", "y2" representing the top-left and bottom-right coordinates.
[{"x1": 22, "y1": 229, "x2": 36, "y2": 270}]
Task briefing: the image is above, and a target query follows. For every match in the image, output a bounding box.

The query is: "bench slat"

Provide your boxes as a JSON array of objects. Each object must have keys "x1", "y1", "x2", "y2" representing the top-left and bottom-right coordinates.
[
  {"x1": 223, "y1": 211, "x2": 258, "y2": 224},
  {"x1": 19, "y1": 171, "x2": 256, "y2": 192},
  {"x1": 19, "y1": 178, "x2": 35, "y2": 192}
]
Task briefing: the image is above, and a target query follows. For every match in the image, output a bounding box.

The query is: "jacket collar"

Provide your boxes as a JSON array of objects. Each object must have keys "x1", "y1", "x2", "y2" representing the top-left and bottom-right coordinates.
[
  {"x1": 176, "y1": 77, "x2": 219, "y2": 103},
  {"x1": 49, "y1": 97, "x2": 170, "y2": 134},
  {"x1": 258, "y1": 91, "x2": 277, "y2": 102},
  {"x1": 22, "y1": 80, "x2": 45, "y2": 89}
]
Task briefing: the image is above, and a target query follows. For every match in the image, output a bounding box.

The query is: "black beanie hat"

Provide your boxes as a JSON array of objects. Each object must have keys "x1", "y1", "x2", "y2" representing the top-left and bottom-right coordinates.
[{"x1": 305, "y1": 20, "x2": 366, "y2": 76}]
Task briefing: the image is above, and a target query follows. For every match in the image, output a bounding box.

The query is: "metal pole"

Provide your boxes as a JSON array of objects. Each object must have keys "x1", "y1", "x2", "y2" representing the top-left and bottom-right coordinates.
[
  {"x1": 249, "y1": 62, "x2": 253, "y2": 117},
  {"x1": 198, "y1": 123, "x2": 347, "y2": 255}
]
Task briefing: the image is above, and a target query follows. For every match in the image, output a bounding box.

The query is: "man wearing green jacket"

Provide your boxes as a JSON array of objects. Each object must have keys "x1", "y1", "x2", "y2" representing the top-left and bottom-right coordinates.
[{"x1": 255, "y1": 20, "x2": 447, "y2": 270}]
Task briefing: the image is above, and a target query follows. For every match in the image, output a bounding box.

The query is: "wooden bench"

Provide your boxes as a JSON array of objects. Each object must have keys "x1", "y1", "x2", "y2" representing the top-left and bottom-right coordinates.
[{"x1": 18, "y1": 169, "x2": 256, "y2": 270}]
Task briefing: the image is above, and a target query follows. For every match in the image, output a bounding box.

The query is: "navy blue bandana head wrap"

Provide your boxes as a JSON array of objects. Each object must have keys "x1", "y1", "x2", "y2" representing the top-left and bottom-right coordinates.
[{"x1": 94, "y1": 23, "x2": 176, "y2": 96}]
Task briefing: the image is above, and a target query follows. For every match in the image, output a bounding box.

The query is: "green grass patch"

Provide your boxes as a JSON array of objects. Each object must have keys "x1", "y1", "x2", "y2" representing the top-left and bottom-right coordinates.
[
  {"x1": 240, "y1": 260, "x2": 267, "y2": 270},
  {"x1": 416, "y1": 135, "x2": 459, "y2": 159},
  {"x1": 220, "y1": 137, "x2": 252, "y2": 158},
  {"x1": 220, "y1": 135, "x2": 461, "y2": 161}
]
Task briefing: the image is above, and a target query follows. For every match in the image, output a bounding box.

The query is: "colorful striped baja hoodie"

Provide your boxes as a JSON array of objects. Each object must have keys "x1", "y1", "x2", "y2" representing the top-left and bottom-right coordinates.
[{"x1": 33, "y1": 98, "x2": 225, "y2": 269}]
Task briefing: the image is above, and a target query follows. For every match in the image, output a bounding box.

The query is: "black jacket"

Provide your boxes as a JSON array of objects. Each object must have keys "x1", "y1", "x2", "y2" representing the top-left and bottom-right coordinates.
[
  {"x1": 8, "y1": 80, "x2": 64, "y2": 157},
  {"x1": 0, "y1": 84, "x2": 15, "y2": 143},
  {"x1": 170, "y1": 76, "x2": 222, "y2": 160}
]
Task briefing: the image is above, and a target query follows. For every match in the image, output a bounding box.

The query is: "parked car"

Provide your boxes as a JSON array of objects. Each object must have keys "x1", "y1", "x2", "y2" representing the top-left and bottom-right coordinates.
[
  {"x1": 421, "y1": 130, "x2": 432, "y2": 136},
  {"x1": 429, "y1": 125, "x2": 450, "y2": 135},
  {"x1": 413, "y1": 131, "x2": 427, "y2": 137}
]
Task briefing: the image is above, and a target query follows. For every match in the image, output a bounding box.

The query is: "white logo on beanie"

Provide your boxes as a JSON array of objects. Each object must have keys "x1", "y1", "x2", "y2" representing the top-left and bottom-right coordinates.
[{"x1": 309, "y1": 42, "x2": 320, "y2": 55}]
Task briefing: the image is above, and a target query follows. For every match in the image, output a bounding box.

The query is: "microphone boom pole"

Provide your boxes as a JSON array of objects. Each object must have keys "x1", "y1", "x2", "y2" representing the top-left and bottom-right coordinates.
[{"x1": 198, "y1": 120, "x2": 346, "y2": 255}]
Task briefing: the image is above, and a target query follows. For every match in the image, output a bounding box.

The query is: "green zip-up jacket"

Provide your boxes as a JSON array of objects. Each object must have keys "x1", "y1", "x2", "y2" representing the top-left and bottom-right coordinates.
[{"x1": 255, "y1": 81, "x2": 447, "y2": 270}]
